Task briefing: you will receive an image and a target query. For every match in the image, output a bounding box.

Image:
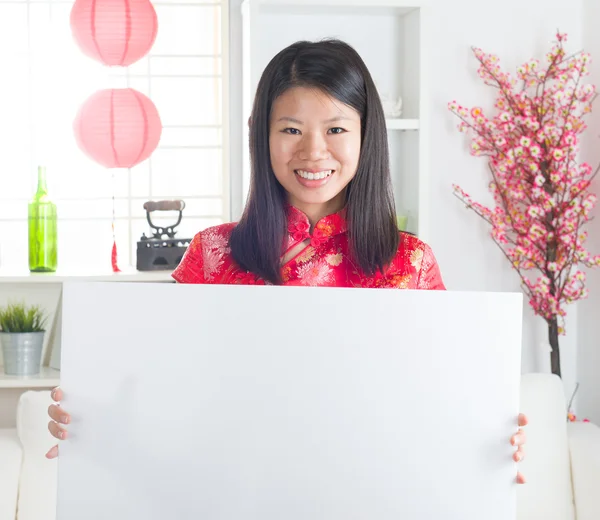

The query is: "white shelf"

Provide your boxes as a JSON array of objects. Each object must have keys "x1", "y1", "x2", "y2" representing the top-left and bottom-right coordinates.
[
  {"x1": 386, "y1": 118, "x2": 419, "y2": 130},
  {"x1": 255, "y1": 0, "x2": 420, "y2": 13},
  {"x1": 241, "y1": 0, "x2": 428, "y2": 238},
  {"x1": 0, "y1": 269, "x2": 175, "y2": 284},
  {"x1": 258, "y1": 0, "x2": 417, "y2": 5},
  {"x1": 0, "y1": 366, "x2": 60, "y2": 389}
]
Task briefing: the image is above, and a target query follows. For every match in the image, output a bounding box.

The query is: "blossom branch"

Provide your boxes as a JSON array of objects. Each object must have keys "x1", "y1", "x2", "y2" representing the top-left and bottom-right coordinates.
[{"x1": 448, "y1": 31, "x2": 600, "y2": 345}]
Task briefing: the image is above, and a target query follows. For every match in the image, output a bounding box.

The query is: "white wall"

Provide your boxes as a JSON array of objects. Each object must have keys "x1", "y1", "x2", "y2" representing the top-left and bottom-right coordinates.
[
  {"x1": 230, "y1": 0, "x2": 599, "y2": 419},
  {"x1": 577, "y1": 0, "x2": 600, "y2": 424}
]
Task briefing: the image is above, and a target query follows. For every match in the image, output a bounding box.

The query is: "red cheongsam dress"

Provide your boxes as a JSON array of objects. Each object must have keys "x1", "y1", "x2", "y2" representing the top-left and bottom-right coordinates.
[{"x1": 172, "y1": 205, "x2": 446, "y2": 290}]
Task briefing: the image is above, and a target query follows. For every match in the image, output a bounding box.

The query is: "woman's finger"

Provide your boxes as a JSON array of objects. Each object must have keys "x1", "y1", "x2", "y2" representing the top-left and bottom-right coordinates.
[
  {"x1": 511, "y1": 430, "x2": 526, "y2": 446},
  {"x1": 48, "y1": 404, "x2": 70, "y2": 424},
  {"x1": 518, "y1": 413, "x2": 528, "y2": 427},
  {"x1": 48, "y1": 420, "x2": 68, "y2": 441},
  {"x1": 45, "y1": 445, "x2": 59, "y2": 459},
  {"x1": 51, "y1": 387, "x2": 63, "y2": 402},
  {"x1": 513, "y1": 447, "x2": 525, "y2": 462},
  {"x1": 516, "y1": 471, "x2": 526, "y2": 484}
]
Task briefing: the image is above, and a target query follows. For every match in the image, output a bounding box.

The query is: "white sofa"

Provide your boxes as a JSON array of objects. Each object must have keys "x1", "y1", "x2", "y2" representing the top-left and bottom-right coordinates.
[
  {"x1": 0, "y1": 390, "x2": 57, "y2": 520},
  {"x1": 0, "y1": 373, "x2": 599, "y2": 520}
]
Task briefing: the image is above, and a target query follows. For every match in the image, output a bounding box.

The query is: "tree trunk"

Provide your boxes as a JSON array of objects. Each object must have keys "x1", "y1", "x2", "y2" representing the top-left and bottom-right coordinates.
[{"x1": 548, "y1": 316, "x2": 561, "y2": 378}]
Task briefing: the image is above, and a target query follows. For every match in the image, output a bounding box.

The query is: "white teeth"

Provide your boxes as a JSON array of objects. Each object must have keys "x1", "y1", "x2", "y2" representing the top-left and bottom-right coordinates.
[{"x1": 295, "y1": 170, "x2": 333, "y2": 180}]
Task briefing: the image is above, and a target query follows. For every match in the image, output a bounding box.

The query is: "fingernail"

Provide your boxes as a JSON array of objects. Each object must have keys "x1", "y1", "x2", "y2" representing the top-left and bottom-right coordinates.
[
  {"x1": 58, "y1": 431, "x2": 64, "y2": 439},
  {"x1": 61, "y1": 416, "x2": 69, "y2": 424},
  {"x1": 516, "y1": 452, "x2": 522, "y2": 461}
]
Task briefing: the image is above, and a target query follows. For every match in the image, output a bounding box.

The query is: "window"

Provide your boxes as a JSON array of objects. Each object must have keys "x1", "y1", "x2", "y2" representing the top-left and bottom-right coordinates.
[{"x1": 0, "y1": 0, "x2": 229, "y2": 271}]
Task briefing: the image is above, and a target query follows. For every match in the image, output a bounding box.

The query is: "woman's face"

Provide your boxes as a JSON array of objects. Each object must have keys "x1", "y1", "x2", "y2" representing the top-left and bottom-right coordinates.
[{"x1": 269, "y1": 86, "x2": 361, "y2": 218}]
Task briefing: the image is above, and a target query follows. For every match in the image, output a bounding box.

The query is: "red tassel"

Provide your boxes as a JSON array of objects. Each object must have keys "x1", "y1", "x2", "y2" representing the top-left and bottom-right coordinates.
[
  {"x1": 111, "y1": 240, "x2": 121, "y2": 272},
  {"x1": 110, "y1": 172, "x2": 121, "y2": 272}
]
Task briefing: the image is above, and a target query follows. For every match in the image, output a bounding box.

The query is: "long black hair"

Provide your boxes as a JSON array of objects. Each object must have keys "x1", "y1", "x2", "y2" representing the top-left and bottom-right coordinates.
[{"x1": 229, "y1": 38, "x2": 399, "y2": 285}]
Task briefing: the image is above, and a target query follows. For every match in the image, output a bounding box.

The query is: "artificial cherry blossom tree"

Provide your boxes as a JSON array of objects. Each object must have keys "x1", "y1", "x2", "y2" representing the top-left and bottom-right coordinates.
[{"x1": 448, "y1": 32, "x2": 600, "y2": 378}]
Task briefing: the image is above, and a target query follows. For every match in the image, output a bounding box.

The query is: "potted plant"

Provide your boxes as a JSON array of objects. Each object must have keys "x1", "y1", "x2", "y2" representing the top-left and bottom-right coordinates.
[
  {"x1": 0, "y1": 302, "x2": 48, "y2": 376},
  {"x1": 448, "y1": 31, "x2": 600, "y2": 378}
]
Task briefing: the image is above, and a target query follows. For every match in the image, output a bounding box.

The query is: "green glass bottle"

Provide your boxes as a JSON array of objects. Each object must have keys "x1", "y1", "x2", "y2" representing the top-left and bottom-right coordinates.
[{"x1": 28, "y1": 166, "x2": 58, "y2": 272}]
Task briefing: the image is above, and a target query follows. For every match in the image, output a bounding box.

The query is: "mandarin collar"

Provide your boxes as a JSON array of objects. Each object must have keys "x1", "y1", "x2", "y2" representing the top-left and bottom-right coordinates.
[{"x1": 286, "y1": 203, "x2": 347, "y2": 247}]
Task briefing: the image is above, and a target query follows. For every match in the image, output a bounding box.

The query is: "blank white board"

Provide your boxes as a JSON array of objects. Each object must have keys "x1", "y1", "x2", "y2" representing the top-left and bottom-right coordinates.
[{"x1": 57, "y1": 282, "x2": 522, "y2": 520}]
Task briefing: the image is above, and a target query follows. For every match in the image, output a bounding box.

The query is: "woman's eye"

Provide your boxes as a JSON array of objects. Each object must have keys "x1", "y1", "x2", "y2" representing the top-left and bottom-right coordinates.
[
  {"x1": 283, "y1": 128, "x2": 301, "y2": 135},
  {"x1": 329, "y1": 127, "x2": 346, "y2": 134}
]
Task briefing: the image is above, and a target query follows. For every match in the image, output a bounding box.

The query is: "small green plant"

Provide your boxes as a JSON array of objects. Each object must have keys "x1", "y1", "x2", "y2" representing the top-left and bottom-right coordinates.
[{"x1": 0, "y1": 302, "x2": 48, "y2": 333}]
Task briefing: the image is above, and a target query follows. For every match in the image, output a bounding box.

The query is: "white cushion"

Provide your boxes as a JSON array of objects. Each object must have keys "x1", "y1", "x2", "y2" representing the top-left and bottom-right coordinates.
[
  {"x1": 16, "y1": 391, "x2": 57, "y2": 520},
  {"x1": 516, "y1": 373, "x2": 575, "y2": 520},
  {"x1": 568, "y1": 421, "x2": 600, "y2": 520},
  {"x1": 0, "y1": 428, "x2": 22, "y2": 520}
]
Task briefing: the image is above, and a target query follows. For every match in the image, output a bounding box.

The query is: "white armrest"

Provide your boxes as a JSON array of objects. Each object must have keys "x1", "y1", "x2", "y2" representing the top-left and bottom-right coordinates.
[
  {"x1": 0, "y1": 428, "x2": 22, "y2": 520},
  {"x1": 568, "y1": 421, "x2": 600, "y2": 520},
  {"x1": 516, "y1": 373, "x2": 576, "y2": 520},
  {"x1": 16, "y1": 390, "x2": 57, "y2": 520}
]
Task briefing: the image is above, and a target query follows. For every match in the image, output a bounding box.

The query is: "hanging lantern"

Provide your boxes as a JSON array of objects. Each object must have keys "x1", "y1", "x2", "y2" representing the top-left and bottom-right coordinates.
[
  {"x1": 70, "y1": 0, "x2": 161, "y2": 272},
  {"x1": 73, "y1": 88, "x2": 162, "y2": 169},
  {"x1": 70, "y1": 0, "x2": 158, "y2": 67}
]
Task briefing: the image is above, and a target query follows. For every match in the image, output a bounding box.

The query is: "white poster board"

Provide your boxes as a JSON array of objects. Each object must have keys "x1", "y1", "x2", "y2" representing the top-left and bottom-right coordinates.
[{"x1": 57, "y1": 282, "x2": 522, "y2": 520}]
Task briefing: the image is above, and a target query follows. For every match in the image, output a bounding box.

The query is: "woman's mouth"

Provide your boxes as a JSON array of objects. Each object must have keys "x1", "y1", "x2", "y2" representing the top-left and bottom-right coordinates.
[{"x1": 294, "y1": 169, "x2": 335, "y2": 188}]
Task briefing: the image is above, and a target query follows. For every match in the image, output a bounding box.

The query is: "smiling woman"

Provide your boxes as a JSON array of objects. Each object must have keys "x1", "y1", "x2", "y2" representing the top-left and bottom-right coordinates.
[{"x1": 228, "y1": 39, "x2": 400, "y2": 286}]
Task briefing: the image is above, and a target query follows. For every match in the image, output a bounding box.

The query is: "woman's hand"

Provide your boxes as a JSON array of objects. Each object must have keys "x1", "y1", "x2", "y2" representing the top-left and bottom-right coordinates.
[
  {"x1": 46, "y1": 387, "x2": 70, "y2": 459},
  {"x1": 512, "y1": 413, "x2": 528, "y2": 484}
]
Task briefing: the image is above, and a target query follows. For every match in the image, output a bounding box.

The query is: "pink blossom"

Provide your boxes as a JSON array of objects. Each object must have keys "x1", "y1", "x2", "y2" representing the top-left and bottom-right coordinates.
[
  {"x1": 448, "y1": 31, "x2": 600, "y2": 338},
  {"x1": 520, "y1": 137, "x2": 532, "y2": 147}
]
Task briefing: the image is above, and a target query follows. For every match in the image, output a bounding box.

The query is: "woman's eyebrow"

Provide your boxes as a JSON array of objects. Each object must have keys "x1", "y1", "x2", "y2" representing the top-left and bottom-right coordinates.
[
  {"x1": 277, "y1": 116, "x2": 303, "y2": 124},
  {"x1": 276, "y1": 115, "x2": 352, "y2": 124},
  {"x1": 324, "y1": 116, "x2": 351, "y2": 123}
]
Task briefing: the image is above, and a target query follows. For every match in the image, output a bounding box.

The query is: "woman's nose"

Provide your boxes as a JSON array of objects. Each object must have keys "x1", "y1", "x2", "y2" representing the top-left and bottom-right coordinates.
[{"x1": 297, "y1": 132, "x2": 329, "y2": 161}]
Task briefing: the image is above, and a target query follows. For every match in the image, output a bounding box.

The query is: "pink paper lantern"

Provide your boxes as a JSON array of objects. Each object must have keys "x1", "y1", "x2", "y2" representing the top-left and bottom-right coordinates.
[
  {"x1": 70, "y1": 0, "x2": 158, "y2": 67},
  {"x1": 73, "y1": 88, "x2": 162, "y2": 169}
]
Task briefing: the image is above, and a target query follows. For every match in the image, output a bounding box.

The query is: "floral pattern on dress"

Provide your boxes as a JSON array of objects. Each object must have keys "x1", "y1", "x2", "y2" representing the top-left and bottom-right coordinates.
[
  {"x1": 172, "y1": 205, "x2": 445, "y2": 290},
  {"x1": 326, "y1": 252, "x2": 344, "y2": 266},
  {"x1": 295, "y1": 259, "x2": 335, "y2": 286},
  {"x1": 410, "y1": 247, "x2": 424, "y2": 269},
  {"x1": 295, "y1": 247, "x2": 316, "y2": 264},
  {"x1": 199, "y1": 225, "x2": 232, "y2": 281}
]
